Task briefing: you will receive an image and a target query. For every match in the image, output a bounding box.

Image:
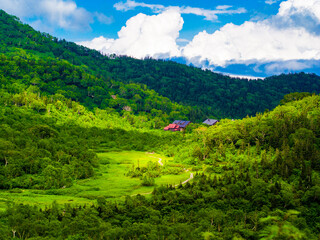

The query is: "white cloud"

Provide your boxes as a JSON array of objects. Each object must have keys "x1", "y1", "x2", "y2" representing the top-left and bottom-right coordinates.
[
  {"x1": 224, "y1": 73, "x2": 264, "y2": 80},
  {"x1": 0, "y1": 0, "x2": 36, "y2": 18},
  {"x1": 114, "y1": 0, "x2": 246, "y2": 22},
  {"x1": 183, "y1": 22, "x2": 320, "y2": 67},
  {"x1": 39, "y1": 0, "x2": 93, "y2": 30},
  {"x1": 79, "y1": 9, "x2": 183, "y2": 59},
  {"x1": 182, "y1": 0, "x2": 320, "y2": 68},
  {"x1": 216, "y1": 5, "x2": 232, "y2": 10},
  {"x1": 278, "y1": 0, "x2": 320, "y2": 25},
  {"x1": 265, "y1": 0, "x2": 280, "y2": 5},
  {"x1": 0, "y1": 0, "x2": 111, "y2": 31},
  {"x1": 78, "y1": 36, "x2": 115, "y2": 53},
  {"x1": 94, "y1": 12, "x2": 113, "y2": 25},
  {"x1": 179, "y1": 6, "x2": 246, "y2": 21},
  {"x1": 29, "y1": 19, "x2": 55, "y2": 34},
  {"x1": 264, "y1": 60, "x2": 320, "y2": 74},
  {"x1": 272, "y1": 0, "x2": 320, "y2": 35},
  {"x1": 114, "y1": 0, "x2": 164, "y2": 12}
]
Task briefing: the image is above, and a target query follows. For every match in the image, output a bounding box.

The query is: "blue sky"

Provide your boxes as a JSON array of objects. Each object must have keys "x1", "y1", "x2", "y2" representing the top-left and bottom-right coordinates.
[{"x1": 1, "y1": 0, "x2": 320, "y2": 78}]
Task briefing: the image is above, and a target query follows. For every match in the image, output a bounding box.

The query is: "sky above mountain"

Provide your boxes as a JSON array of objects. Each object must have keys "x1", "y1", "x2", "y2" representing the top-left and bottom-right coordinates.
[{"x1": 1, "y1": 0, "x2": 320, "y2": 77}]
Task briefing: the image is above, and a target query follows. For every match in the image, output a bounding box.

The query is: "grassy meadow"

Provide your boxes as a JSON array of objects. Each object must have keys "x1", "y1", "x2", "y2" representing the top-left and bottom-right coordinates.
[{"x1": 0, "y1": 150, "x2": 191, "y2": 210}]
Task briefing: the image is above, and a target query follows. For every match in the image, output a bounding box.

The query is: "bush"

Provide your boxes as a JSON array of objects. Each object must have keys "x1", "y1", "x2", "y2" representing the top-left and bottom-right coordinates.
[{"x1": 141, "y1": 174, "x2": 155, "y2": 186}]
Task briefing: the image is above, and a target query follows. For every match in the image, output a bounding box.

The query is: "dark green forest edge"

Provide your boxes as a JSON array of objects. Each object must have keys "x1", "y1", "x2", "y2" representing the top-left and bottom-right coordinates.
[{"x1": 0, "y1": 9, "x2": 320, "y2": 239}]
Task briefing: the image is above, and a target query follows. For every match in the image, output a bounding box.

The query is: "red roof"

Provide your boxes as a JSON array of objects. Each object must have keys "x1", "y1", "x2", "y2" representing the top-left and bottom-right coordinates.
[
  {"x1": 169, "y1": 124, "x2": 179, "y2": 129},
  {"x1": 164, "y1": 124, "x2": 181, "y2": 131}
]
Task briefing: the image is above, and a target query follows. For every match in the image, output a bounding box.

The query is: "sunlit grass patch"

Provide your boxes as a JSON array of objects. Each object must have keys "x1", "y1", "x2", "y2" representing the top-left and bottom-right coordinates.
[{"x1": 0, "y1": 150, "x2": 192, "y2": 207}]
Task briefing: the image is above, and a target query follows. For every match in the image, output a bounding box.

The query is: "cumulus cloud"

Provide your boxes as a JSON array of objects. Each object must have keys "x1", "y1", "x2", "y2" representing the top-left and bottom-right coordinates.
[
  {"x1": 114, "y1": 0, "x2": 246, "y2": 22},
  {"x1": 79, "y1": 9, "x2": 183, "y2": 59},
  {"x1": 182, "y1": 0, "x2": 320, "y2": 68},
  {"x1": 0, "y1": 0, "x2": 111, "y2": 31},
  {"x1": 275, "y1": 0, "x2": 320, "y2": 34},
  {"x1": 80, "y1": 0, "x2": 320, "y2": 76},
  {"x1": 78, "y1": 36, "x2": 115, "y2": 52},
  {"x1": 278, "y1": 0, "x2": 320, "y2": 22},
  {"x1": 40, "y1": 0, "x2": 93, "y2": 30},
  {"x1": 183, "y1": 22, "x2": 320, "y2": 67}
]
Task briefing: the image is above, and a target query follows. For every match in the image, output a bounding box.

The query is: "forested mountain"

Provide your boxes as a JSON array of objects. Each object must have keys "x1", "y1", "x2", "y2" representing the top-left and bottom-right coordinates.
[
  {"x1": 0, "y1": 49, "x2": 198, "y2": 125},
  {"x1": 1, "y1": 10, "x2": 320, "y2": 119}
]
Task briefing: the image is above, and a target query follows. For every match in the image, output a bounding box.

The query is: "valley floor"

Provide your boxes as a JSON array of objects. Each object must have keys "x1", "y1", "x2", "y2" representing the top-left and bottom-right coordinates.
[{"x1": 0, "y1": 150, "x2": 192, "y2": 210}]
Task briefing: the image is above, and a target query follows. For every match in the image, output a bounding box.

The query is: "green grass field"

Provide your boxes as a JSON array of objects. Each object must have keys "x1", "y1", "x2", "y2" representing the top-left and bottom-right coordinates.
[{"x1": 0, "y1": 151, "x2": 191, "y2": 210}]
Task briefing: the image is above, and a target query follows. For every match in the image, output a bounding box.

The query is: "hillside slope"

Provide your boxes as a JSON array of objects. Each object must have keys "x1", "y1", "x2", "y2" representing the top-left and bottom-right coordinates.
[
  {"x1": 1, "y1": 10, "x2": 320, "y2": 119},
  {"x1": 0, "y1": 49, "x2": 198, "y2": 125}
]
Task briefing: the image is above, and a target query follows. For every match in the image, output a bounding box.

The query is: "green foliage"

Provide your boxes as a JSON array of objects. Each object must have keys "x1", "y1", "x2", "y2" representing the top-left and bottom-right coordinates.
[
  {"x1": 0, "y1": 91, "x2": 182, "y2": 190},
  {"x1": 280, "y1": 92, "x2": 312, "y2": 105},
  {"x1": 0, "y1": 50, "x2": 192, "y2": 128},
  {"x1": 141, "y1": 174, "x2": 155, "y2": 186},
  {"x1": 0, "y1": 105, "x2": 98, "y2": 189}
]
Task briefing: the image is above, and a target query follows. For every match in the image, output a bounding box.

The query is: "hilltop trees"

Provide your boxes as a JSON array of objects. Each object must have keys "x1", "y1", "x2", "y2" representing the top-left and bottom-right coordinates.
[
  {"x1": 1, "y1": 9, "x2": 320, "y2": 119},
  {"x1": 0, "y1": 51, "x2": 197, "y2": 127}
]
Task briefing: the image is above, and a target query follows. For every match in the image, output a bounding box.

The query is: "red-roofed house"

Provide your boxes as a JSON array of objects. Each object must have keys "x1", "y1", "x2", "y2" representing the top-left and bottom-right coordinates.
[{"x1": 164, "y1": 120, "x2": 191, "y2": 132}]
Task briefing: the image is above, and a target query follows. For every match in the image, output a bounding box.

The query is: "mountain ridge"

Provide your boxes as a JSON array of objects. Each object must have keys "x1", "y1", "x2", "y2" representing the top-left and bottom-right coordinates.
[{"x1": 1, "y1": 9, "x2": 320, "y2": 119}]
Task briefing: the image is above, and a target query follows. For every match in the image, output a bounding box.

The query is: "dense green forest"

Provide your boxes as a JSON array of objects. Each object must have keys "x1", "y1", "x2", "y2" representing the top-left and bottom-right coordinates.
[
  {"x1": 0, "y1": 93, "x2": 182, "y2": 190},
  {"x1": 0, "y1": 49, "x2": 198, "y2": 125},
  {"x1": 1, "y1": 10, "x2": 320, "y2": 119},
  {"x1": 0, "y1": 95, "x2": 319, "y2": 239},
  {"x1": 0, "y1": 9, "x2": 320, "y2": 240}
]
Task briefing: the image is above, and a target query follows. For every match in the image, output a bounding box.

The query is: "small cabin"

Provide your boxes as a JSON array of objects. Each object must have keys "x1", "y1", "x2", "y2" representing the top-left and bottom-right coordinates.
[
  {"x1": 164, "y1": 120, "x2": 191, "y2": 132},
  {"x1": 203, "y1": 119, "x2": 218, "y2": 126}
]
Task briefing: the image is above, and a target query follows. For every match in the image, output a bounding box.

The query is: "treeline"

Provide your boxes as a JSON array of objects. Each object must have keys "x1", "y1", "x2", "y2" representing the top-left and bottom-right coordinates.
[{"x1": 1, "y1": 9, "x2": 320, "y2": 119}]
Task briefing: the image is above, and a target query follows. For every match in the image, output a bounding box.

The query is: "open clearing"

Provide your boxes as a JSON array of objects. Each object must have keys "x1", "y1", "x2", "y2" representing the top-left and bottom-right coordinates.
[{"x1": 0, "y1": 151, "x2": 191, "y2": 209}]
